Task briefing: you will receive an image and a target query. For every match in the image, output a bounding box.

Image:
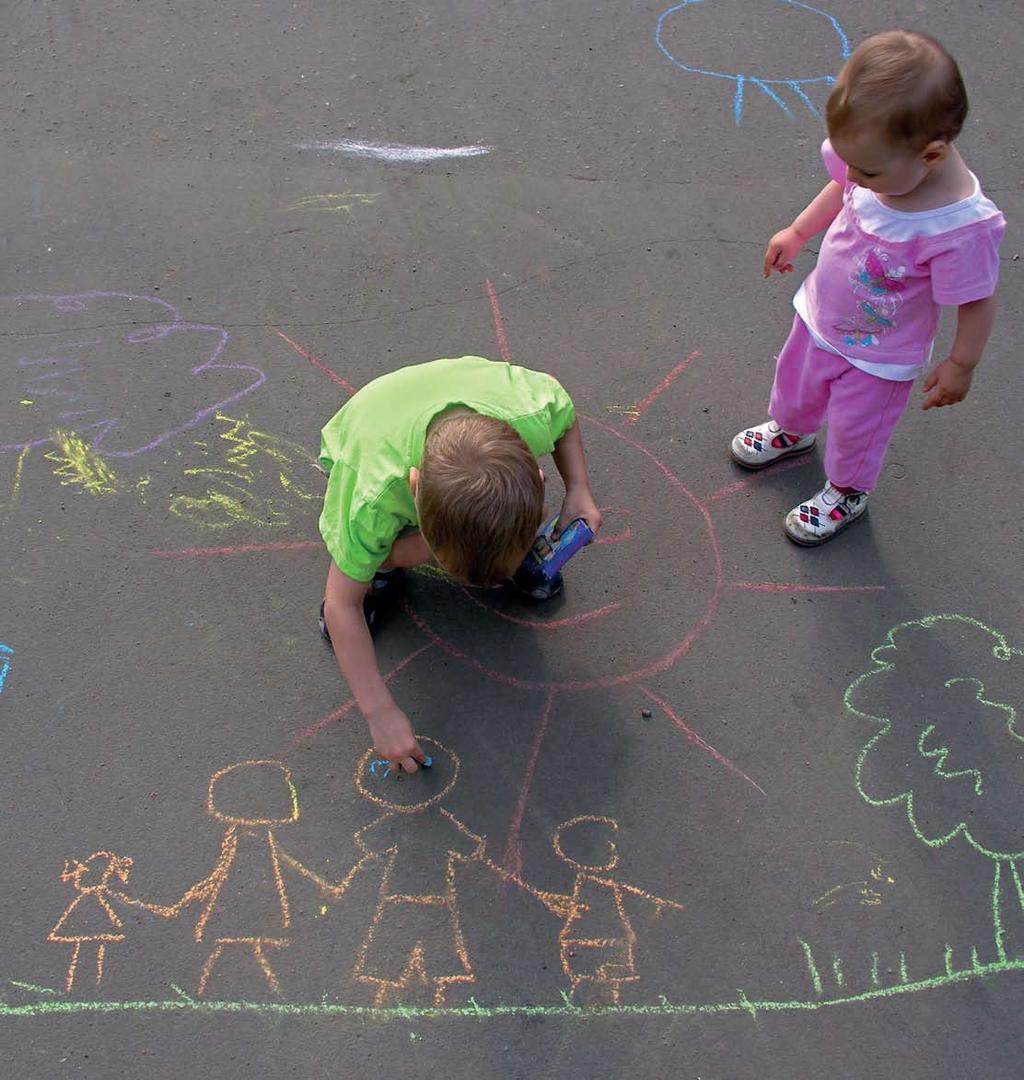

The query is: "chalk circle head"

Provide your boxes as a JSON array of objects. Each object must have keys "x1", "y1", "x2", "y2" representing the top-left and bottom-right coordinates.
[
  {"x1": 356, "y1": 736, "x2": 458, "y2": 812},
  {"x1": 552, "y1": 815, "x2": 620, "y2": 872},
  {"x1": 207, "y1": 760, "x2": 300, "y2": 825}
]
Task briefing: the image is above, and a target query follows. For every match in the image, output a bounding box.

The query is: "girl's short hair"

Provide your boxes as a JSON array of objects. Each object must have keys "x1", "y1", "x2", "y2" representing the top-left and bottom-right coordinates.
[
  {"x1": 826, "y1": 29, "x2": 968, "y2": 150},
  {"x1": 418, "y1": 412, "x2": 544, "y2": 587}
]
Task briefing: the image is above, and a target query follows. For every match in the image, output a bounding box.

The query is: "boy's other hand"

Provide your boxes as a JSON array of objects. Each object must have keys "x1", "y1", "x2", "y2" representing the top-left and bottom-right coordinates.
[
  {"x1": 367, "y1": 705, "x2": 427, "y2": 774},
  {"x1": 763, "y1": 226, "x2": 804, "y2": 278},
  {"x1": 555, "y1": 487, "x2": 602, "y2": 539},
  {"x1": 922, "y1": 357, "x2": 974, "y2": 410}
]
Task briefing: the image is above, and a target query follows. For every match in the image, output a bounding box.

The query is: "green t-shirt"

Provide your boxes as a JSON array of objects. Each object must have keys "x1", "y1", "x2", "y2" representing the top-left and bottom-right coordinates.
[{"x1": 318, "y1": 356, "x2": 576, "y2": 581}]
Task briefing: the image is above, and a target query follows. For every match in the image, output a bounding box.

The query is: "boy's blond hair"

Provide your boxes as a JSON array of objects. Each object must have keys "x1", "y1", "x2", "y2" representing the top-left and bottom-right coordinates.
[
  {"x1": 417, "y1": 412, "x2": 544, "y2": 587},
  {"x1": 826, "y1": 30, "x2": 968, "y2": 150}
]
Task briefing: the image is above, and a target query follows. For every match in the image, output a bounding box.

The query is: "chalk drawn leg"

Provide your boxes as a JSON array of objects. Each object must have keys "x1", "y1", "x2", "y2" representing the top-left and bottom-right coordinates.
[
  {"x1": 563, "y1": 936, "x2": 639, "y2": 1006},
  {"x1": 95, "y1": 942, "x2": 107, "y2": 986},
  {"x1": 197, "y1": 937, "x2": 288, "y2": 996},
  {"x1": 354, "y1": 898, "x2": 474, "y2": 1007},
  {"x1": 64, "y1": 942, "x2": 81, "y2": 993}
]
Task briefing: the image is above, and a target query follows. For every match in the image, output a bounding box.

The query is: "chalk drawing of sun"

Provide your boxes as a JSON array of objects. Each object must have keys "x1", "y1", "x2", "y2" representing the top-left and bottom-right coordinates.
[{"x1": 257, "y1": 281, "x2": 886, "y2": 881}]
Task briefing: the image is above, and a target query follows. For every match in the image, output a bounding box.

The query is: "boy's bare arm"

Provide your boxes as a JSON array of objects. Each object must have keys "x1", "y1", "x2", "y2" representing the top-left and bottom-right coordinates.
[
  {"x1": 922, "y1": 294, "x2": 998, "y2": 410},
  {"x1": 764, "y1": 180, "x2": 844, "y2": 277},
  {"x1": 551, "y1": 419, "x2": 601, "y2": 537},
  {"x1": 323, "y1": 561, "x2": 426, "y2": 773}
]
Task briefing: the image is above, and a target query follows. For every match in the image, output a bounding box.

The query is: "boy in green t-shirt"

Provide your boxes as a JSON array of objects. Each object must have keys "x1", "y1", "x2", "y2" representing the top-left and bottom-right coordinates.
[{"x1": 318, "y1": 356, "x2": 601, "y2": 775}]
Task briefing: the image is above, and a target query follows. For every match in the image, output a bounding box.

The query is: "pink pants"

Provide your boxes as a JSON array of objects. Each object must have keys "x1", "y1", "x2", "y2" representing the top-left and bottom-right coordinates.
[{"x1": 768, "y1": 317, "x2": 914, "y2": 492}]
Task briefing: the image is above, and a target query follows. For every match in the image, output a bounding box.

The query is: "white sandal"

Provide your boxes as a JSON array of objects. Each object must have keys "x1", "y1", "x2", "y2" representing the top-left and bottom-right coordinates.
[
  {"x1": 730, "y1": 420, "x2": 816, "y2": 470},
  {"x1": 784, "y1": 483, "x2": 868, "y2": 546}
]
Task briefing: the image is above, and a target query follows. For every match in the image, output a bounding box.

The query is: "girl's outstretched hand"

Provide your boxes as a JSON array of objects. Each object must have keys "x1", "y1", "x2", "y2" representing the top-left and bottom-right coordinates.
[
  {"x1": 922, "y1": 357, "x2": 974, "y2": 410},
  {"x1": 763, "y1": 226, "x2": 805, "y2": 278}
]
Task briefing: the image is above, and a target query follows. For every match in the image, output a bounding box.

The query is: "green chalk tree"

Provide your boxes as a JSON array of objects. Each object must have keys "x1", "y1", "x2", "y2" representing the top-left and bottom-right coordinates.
[{"x1": 845, "y1": 614, "x2": 1024, "y2": 962}]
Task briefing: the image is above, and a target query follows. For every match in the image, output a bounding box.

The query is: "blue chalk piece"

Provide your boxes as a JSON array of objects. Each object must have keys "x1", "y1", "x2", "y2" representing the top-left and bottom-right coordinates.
[{"x1": 368, "y1": 754, "x2": 431, "y2": 779}]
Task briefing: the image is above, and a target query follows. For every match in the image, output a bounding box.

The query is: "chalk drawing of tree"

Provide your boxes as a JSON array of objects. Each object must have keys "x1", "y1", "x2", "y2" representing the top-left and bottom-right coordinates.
[{"x1": 845, "y1": 614, "x2": 1024, "y2": 962}]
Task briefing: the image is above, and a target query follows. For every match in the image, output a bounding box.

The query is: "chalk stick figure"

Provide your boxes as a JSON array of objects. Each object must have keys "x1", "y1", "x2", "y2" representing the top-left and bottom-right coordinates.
[
  {"x1": 49, "y1": 851, "x2": 133, "y2": 992},
  {"x1": 551, "y1": 816, "x2": 684, "y2": 1005},
  {"x1": 281, "y1": 739, "x2": 485, "y2": 1007},
  {"x1": 117, "y1": 759, "x2": 306, "y2": 995},
  {"x1": 281, "y1": 737, "x2": 569, "y2": 1008}
]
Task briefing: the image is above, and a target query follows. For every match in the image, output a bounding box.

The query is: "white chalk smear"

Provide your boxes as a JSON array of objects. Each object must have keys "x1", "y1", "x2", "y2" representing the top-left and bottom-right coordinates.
[{"x1": 295, "y1": 139, "x2": 493, "y2": 163}]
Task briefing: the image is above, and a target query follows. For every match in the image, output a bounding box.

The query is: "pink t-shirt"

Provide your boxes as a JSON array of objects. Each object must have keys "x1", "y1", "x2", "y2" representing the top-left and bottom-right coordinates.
[{"x1": 794, "y1": 140, "x2": 1005, "y2": 380}]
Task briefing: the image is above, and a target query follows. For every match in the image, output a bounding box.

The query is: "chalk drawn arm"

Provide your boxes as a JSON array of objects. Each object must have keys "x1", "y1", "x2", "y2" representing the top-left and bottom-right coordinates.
[
  {"x1": 109, "y1": 873, "x2": 218, "y2": 918},
  {"x1": 109, "y1": 827, "x2": 237, "y2": 918},
  {"x1": 614, "y1": 880, "x2": 685, "y2": 917},
  {"x1": 478, "y1": 856, "x2": 574, "y2": 917},
  {"x1": 274, "y1": 844, "x2": 378, "y2": 900}
]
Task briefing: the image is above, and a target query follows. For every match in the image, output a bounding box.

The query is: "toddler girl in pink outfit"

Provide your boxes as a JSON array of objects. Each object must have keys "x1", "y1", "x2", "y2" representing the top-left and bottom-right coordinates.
[{"x1": 731, "y1": 29, "x2": 1005, "y2": 545}]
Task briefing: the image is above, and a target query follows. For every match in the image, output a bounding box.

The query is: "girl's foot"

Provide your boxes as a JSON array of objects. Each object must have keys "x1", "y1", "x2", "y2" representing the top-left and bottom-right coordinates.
[
  {"x1": 730, "y1": 420, "x2": 816, "y2": 470},
  {"x1": 784, "y1": 483, "x2": 868, "y2": 546}
]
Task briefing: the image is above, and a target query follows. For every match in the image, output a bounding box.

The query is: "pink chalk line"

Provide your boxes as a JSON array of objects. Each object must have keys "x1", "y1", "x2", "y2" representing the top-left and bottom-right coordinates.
[
  {"x1": 290, "y1": 642, "x2": 434, "y2": 747},
  {"x1": 592, "y1": 505, "x2": 633, "y2": 546},
  {"x1": 458, "y1": 588, "x2": 621, "y2": 631},
  {"x1": 502, "y1": 688, "x2": 557, "y2": 877},
  {"x1": 484, "y1": 279, "x2": 512, "y2": 364},
  {"x1": 704, "y1": 457, "x2": 812, "y2": 503},
  {"x1": 274, "y1": 329, "x2": 358, "y2": 396},
  {"x1": 151, "y1": 540, "x2": 323, "y2": 558},
  {"x1": 593, "y1": 526, "x2": 632, "y2": 546},
  {"x1": 640, "y1": 685, "x2": 766, "y2": 796},
  {"x1": 621, "y1": 352, "x2": 701, "y2": 426},
  {"x1": 727, "y1": 581, "x2": 885, "y2": 594}
]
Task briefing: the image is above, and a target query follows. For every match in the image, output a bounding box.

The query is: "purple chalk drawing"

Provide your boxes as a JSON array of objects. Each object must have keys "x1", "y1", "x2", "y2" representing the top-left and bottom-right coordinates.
[{"x1": 1, "y1": 291, "x2": 266, "y2": 457}]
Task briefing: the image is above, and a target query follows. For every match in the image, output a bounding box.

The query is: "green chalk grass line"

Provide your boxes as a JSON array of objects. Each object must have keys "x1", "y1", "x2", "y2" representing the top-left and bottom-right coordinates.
[
  {"x1": 3, "y1": 960, "x2": 1023, "y2": 1021},
  {"x1": 798, "y1": 939, "x2": 822, "y2": 995}
]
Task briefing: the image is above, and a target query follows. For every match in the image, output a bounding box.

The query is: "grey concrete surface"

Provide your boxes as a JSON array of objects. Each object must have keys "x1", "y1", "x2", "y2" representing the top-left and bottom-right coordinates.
[{"x1": 1, "y1": 1, "x2": 1022, "y2": 1077}]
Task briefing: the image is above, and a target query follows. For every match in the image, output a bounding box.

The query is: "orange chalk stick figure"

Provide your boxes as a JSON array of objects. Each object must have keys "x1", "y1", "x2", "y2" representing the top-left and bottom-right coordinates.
[
  {"x1": 49, "y1": 851, "x2": 133, "y2": 992},
  {"x1": 117, "y1": 760, "x2": 303, "y2": 996},
  {"x1": 282, "y1": 739, "x2": 485, "y2": 1008},
  {"x1": 281, "y1": 737, "x2": 571, "y2": 1008},
  {"x1": 552, "y1": 816, "x2": 685, "y2": 1005}
]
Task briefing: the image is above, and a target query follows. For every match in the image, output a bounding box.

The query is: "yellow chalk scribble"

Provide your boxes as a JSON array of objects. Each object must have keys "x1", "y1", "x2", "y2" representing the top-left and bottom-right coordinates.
[
  {"x1": 813, "y1": 862, "x2": 896, "y2": 911},
  {"x1": 285, "y1": 192, "x2": 381, "y2": 215},
  {"x1": 1, "y1": 447, "x2": 30, "y2": 514},
  {"x1": 170, "y1": 412, "x2": 321, "y2": 529},
  {"x1": 46, "y1": 429, "x2": 118, "y2": 495}
]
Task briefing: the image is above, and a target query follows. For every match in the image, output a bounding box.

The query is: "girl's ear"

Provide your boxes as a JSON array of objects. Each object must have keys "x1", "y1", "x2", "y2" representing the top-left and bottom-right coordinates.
[
  {"x1": 921, "y1": 140, "x2": 949, "y2": 166},
  {"x1": 408, "y1": 467, "x2": 419, "y2": 496}
]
